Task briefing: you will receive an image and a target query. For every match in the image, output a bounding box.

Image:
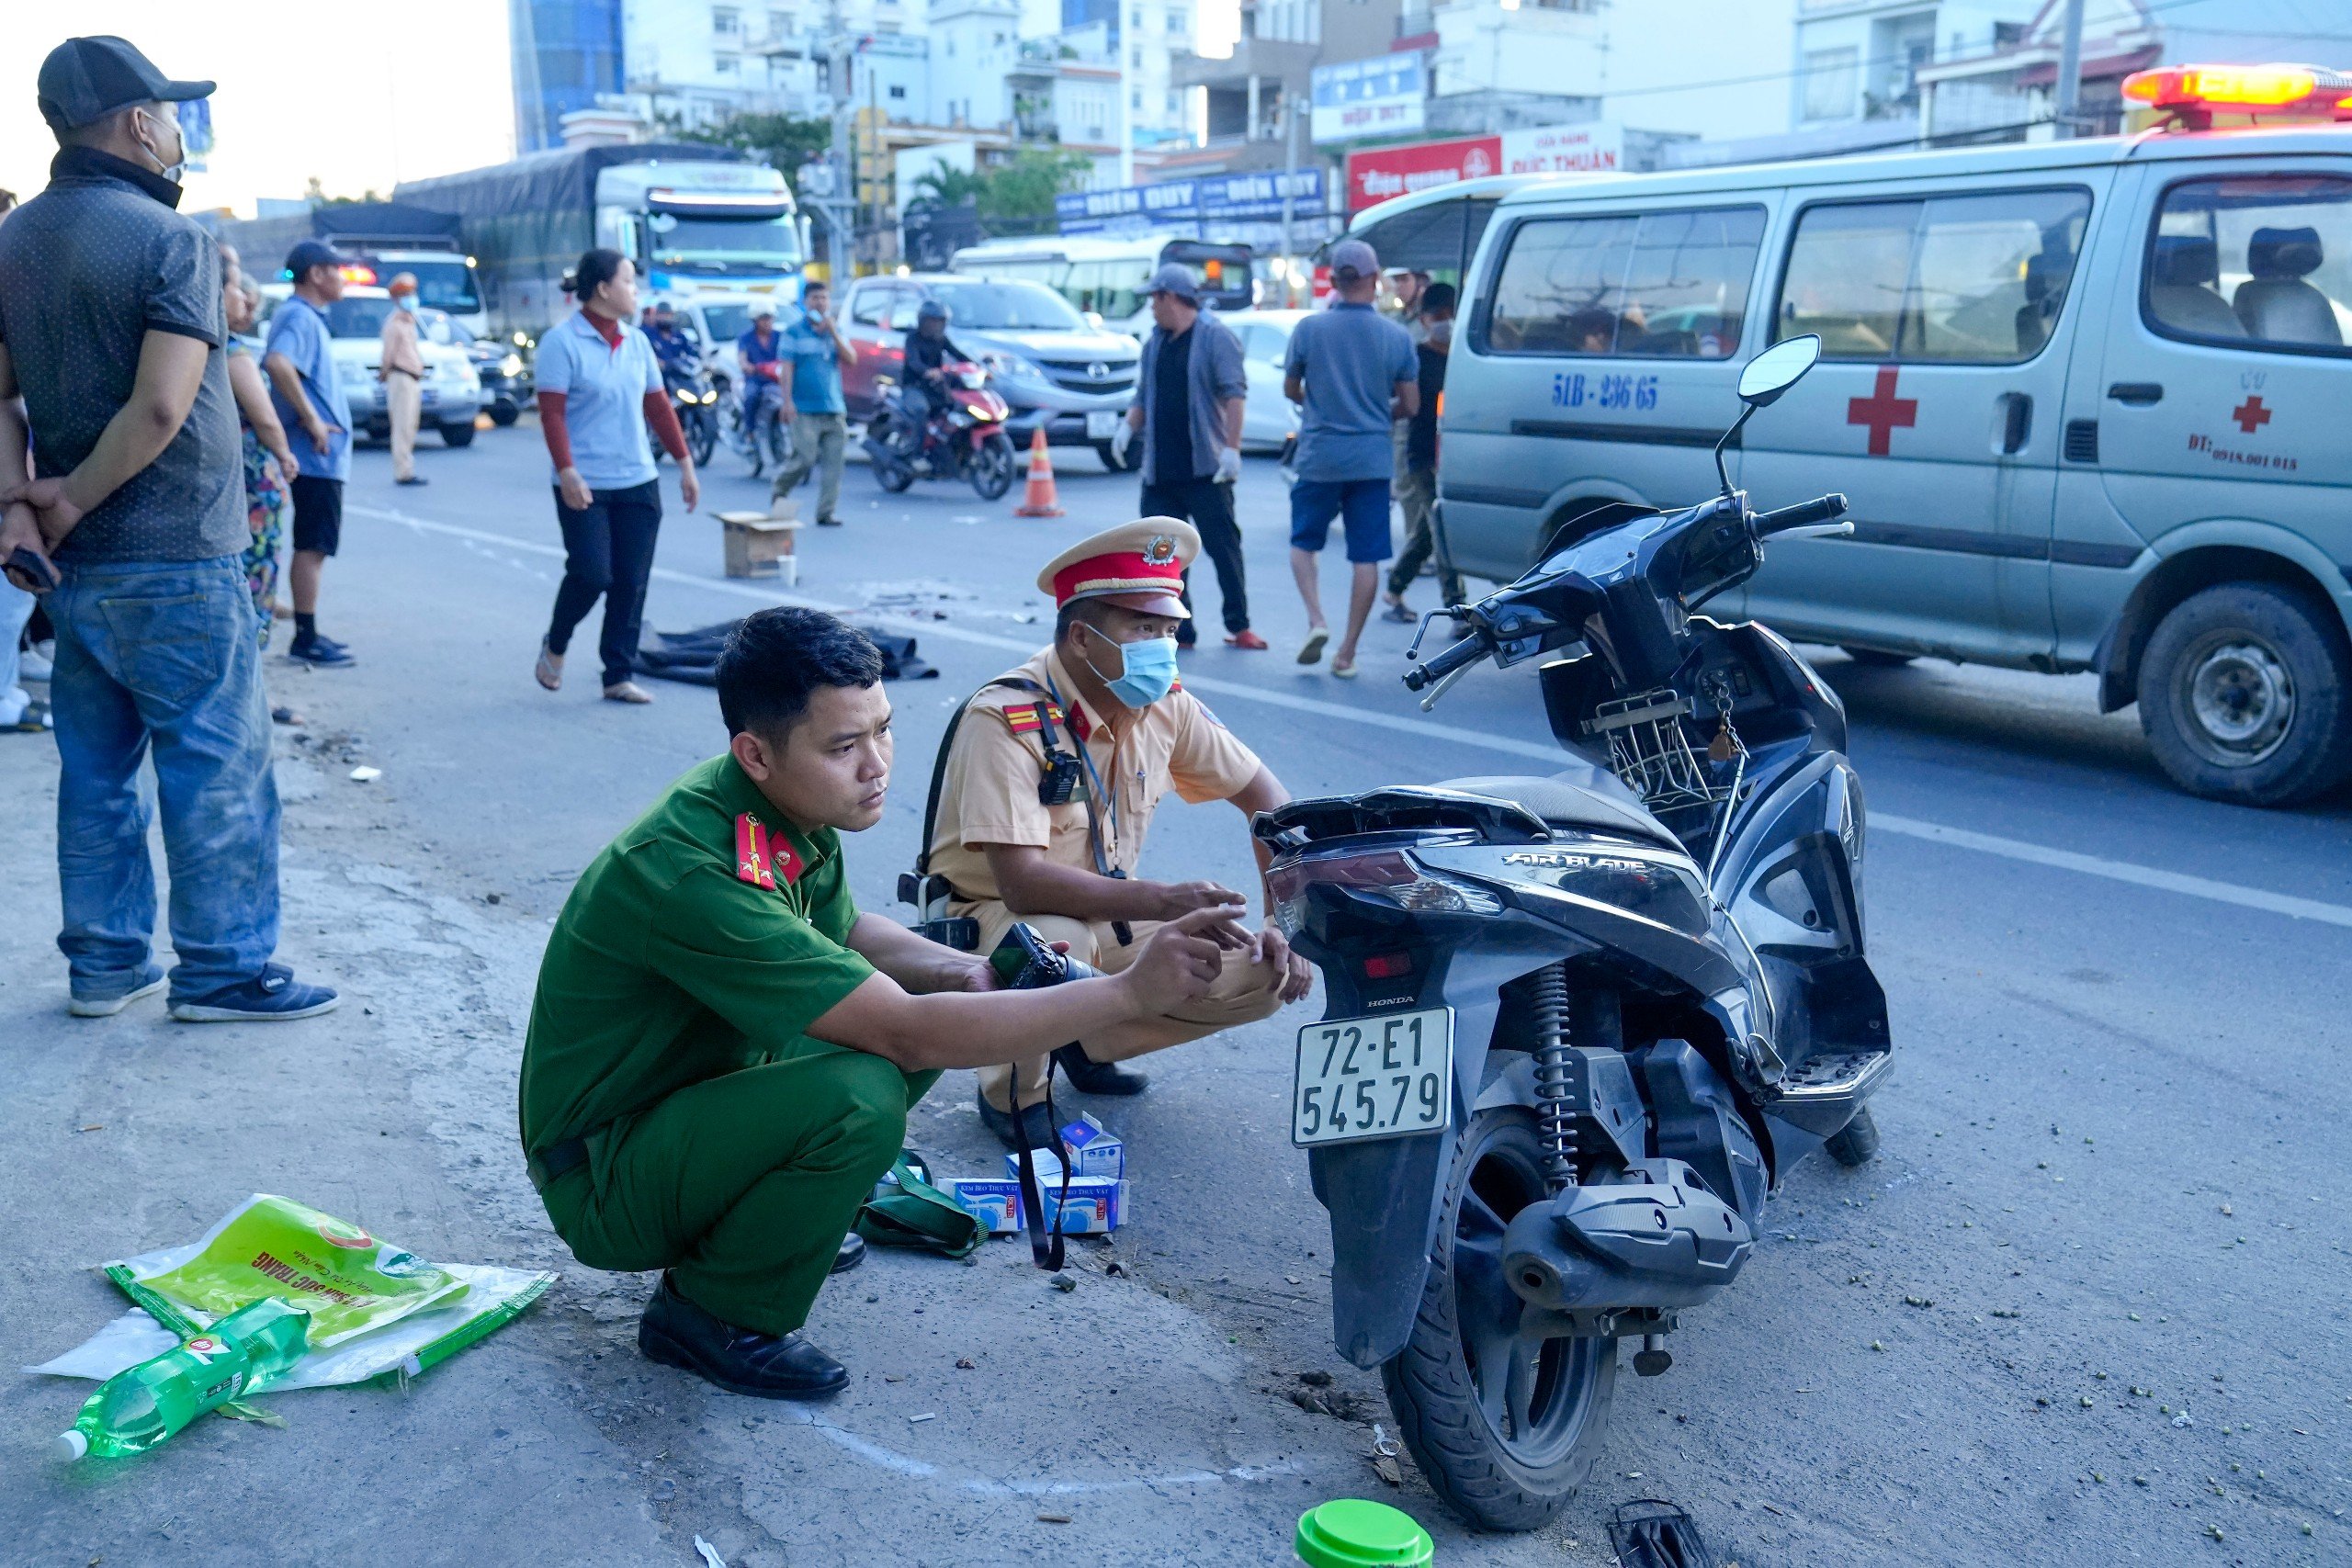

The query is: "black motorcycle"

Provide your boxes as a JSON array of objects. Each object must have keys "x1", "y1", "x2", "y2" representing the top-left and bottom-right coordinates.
[
  {"x1": 1256, "y1": 336, "x2": 1891, "y2": 1531},
  {"x1": 663, "y1": 362, "x2": 720, "y2": 468}
]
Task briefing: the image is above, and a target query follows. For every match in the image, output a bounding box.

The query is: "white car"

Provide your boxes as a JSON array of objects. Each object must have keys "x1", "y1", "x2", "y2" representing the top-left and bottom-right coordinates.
[
  {"x1": 260, "y1": 284, "x2": 484, "y2": 446},
  {"x1": 1218, "y1": 309, "x2": 1306, "y2": 453}
]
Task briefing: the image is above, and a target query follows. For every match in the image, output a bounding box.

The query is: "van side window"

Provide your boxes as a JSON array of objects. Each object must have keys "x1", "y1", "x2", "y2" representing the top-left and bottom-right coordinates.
[
  {"x1": 1482, "y1": 206, "x2": 1764, "y2": 359},
  {"x1": 1778, "y1": 189, "x2": 2089, "y2": 364},
  {"x1": 2146, "y1": 176, "x2": 2352, "y2": 354}
]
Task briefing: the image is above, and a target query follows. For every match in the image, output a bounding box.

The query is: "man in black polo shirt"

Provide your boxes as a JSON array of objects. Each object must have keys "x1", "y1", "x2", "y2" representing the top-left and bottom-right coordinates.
[
  {"x1": 1120, "y1": 265, "x2": 1261, "y2": 650},
  {"x1": 0, "y1": 36, "x2": 338, "y2": 1023}
]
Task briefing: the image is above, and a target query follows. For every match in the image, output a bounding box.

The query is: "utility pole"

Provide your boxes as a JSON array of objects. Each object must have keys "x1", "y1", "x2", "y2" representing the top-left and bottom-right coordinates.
[
  {"x1": 2052, "y1": 0, "x2": 2086, "y2": 139},
  {"x1": 1279, "y1": 89, "x2": 1299, "y2": 302}
]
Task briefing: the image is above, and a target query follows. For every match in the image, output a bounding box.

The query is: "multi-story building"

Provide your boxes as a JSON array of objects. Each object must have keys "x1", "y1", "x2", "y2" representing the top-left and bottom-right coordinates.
[{"x1": 511, "y1": 0, "x2": 627, "y2": 152}]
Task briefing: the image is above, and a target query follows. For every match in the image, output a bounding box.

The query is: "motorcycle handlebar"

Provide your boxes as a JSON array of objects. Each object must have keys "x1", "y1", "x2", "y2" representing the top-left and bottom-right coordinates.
[
  {"x1": 1754, "y1": 493, "x2": 1849, "y2": 536},
  {"x1": 1403, "y1": 629, "x2": 1488, "y2": 692}
]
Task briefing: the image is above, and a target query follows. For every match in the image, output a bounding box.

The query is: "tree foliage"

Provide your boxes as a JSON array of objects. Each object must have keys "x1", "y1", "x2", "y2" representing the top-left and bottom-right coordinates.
[{"x1": 684, "y1": 112, "x2": 832, "y2": 177}]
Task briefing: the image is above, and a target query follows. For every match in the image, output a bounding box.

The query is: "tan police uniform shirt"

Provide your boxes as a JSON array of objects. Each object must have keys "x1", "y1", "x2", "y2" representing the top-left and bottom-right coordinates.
[{"x1": 928, "y1": 647, "x2": 1262, "y2": 900}]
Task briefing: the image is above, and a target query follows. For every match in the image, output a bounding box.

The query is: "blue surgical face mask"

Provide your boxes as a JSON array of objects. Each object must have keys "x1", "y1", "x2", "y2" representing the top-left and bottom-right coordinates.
[
  {"x1": 1085, "y1": 626, "x2": 1180, "y2": 708},
  {"x1": 397, "y1": 295, "x2": 419, "y2": 314}
]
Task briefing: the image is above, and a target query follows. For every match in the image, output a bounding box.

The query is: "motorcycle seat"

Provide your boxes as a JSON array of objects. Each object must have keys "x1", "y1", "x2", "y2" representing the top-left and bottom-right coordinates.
[{"x1": 1437, "y1": 760, "x2": 1681, "y2": 849}]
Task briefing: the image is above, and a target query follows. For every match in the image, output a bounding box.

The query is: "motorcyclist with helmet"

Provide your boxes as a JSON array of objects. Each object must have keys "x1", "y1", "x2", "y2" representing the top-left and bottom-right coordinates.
[{"x1": 897, "y1": 299, "x2": 954, "y2": 461}]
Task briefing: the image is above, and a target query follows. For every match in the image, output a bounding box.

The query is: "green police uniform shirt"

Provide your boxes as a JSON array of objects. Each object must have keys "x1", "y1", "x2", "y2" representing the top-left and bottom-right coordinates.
[{"x1": 519, "y1": 754, "x2": 876, "y2": 1160}]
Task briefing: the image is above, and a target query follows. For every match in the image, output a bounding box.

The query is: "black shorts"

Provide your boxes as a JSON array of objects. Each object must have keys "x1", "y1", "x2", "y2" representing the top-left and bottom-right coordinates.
[{"x1": 289, "y1": 475, "x2": 344, "y2": 556}]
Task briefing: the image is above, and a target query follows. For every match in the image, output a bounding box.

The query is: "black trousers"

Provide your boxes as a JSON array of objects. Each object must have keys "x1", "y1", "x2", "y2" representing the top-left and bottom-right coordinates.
[
  {"x1": 548, "y1": 479, "x2": 662, "y2": 688},
  {"x1": 1140, "y1": 476, "x2": 1249, "y2": 638}
]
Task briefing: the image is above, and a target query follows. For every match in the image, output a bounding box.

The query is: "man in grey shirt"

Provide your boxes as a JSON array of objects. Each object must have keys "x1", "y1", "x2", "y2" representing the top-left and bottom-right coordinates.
[
  {"x1": 0, "y1": 36, "x2": 337, "y2": 1023},
  {"x1": 1122, "y1": 264, "x2": 1263, "y2": 649},
  {"x1": 1283, "y1": 239, "x2": 1419, "y2": 678}
]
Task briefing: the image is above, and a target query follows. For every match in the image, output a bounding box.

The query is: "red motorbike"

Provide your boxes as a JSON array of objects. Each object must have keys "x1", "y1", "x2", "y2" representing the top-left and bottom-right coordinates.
[{"x1": 863, "y1": 361, "x2": 1018, "y2": 502}]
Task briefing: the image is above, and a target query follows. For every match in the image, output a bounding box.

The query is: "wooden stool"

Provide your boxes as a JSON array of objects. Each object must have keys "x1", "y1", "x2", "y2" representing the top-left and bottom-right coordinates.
[{"x1": 718, "y1": 506, "x2": 800, "y2": 584}]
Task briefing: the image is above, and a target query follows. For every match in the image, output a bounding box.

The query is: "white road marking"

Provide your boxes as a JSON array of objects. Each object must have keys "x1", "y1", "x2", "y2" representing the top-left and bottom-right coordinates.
[
  {"x1": 1871, "y1": 814, "x2": 2352, "y2": 931},
  {"x1": 356, "y1": 505, "x2": 2352, "y2": 931}
]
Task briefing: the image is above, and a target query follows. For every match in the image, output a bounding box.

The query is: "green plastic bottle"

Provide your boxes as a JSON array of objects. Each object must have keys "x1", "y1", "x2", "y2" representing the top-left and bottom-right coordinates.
[
  {"x1": 55, "y1": 1298, "x2": 310, "y2": 1461},
  {"x1": 1295, "y1": 1498, "x2": 1436, "y2": 1567}
]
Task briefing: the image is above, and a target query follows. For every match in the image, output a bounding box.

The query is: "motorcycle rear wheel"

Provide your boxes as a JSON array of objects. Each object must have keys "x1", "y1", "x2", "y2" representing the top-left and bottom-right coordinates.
[
  {"x1": 1381, "y1": 1105, "x2": 1616, "y2": 1532},
  {"x1": 970, "y1": 431, "x2": 1017, "y2": 501}
]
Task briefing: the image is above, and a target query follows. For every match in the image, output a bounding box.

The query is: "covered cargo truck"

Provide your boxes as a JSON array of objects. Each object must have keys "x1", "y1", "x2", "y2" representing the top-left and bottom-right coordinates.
[
  {"x1": 393, "y1": 145, "x2": 802, "y2": 344},
  {"x1": 209, "y1": 202, "x2": 485, "y2": 334}
]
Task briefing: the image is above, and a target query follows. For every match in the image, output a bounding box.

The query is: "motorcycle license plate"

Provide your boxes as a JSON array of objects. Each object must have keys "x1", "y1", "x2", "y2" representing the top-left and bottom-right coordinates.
[
  {"x1": 1085, "y1": 410, "x2": 1119, "y2": 440},
  {"x1": 1292, "y1": 1009, "x2": 1453, "y2": 1148}
]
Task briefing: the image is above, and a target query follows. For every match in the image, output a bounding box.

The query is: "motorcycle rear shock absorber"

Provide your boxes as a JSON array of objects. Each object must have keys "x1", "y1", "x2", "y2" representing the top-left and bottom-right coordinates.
[{"x1": 1531, "y1": 964, "x2": 1579, "y2": 1192}]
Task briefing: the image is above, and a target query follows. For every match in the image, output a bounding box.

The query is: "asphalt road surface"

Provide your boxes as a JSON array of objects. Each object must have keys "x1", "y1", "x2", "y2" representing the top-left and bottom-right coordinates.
[{"x1": 5, "y1": 420, "x2": 2346, "y2": 1567}]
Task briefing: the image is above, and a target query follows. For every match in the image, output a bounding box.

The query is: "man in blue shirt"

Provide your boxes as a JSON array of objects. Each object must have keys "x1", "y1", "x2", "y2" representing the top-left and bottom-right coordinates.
[
  {"x1": 1283, "y1": 239, "x2": 1418, "y2": 680},
  {"x1": 262, "y1": 238, "x2": 356, "y2": 667},
  {"x1": 644, "y1": 301, "x2": 697, "y2": 378},
  {"x1": 736, "y1": 303, "x2": 786, "y2": 468},
  {"x1": 769, "y1": 279, "x2": 855, "y2": 527}
]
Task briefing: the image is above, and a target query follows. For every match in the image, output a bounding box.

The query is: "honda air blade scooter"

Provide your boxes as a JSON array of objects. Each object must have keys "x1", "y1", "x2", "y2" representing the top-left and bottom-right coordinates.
[{"x1": 1254, "y1": 336, "x2": 1894, "y2": 1532}]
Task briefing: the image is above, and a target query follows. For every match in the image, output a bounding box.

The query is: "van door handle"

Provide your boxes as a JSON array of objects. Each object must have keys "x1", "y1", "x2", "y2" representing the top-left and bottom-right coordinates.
[
  {"x1": 2107, "y1": 382, "x2": 2164, "y2": 405},
  {"x1": 1998, "y1": 392, "x2": 2031, "y2": 455}
]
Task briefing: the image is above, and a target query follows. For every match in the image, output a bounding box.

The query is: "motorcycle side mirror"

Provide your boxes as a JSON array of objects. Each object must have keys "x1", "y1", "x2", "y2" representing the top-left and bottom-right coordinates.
[
  {"x1": 1736, "y1": 334, "x2": 1821, "y2": 409},
  {"x1": 1713, "y1": 334, "x2": 1824, "y2": 493}
]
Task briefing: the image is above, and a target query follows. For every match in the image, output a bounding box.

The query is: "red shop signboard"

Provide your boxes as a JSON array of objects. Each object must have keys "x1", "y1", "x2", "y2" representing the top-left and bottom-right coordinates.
[{"x1": 1344, "y1": 135, "x2": 1504, "y2": 212}]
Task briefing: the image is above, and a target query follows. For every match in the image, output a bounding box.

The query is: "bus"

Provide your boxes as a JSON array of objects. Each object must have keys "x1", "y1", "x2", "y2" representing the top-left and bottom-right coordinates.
[{"x1": 948, "y1": 233, "x2": 1253, "y2": 335}]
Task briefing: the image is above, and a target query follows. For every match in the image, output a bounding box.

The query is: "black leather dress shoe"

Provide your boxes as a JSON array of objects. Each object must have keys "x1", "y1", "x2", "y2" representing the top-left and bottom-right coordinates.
[
  {"x1": 832, "y1": 1232, "x2": 865, "y2": 1273},
  {"x1": 976, "y1": 1086, "x2": 1057, "y2": 1152},
  {"x1": 1052, "y1": 1042, "x2": 1148, "y2": 1095},
  {"x1": 638, "y1": 1274, "x2": 849, "y2": 1399}
]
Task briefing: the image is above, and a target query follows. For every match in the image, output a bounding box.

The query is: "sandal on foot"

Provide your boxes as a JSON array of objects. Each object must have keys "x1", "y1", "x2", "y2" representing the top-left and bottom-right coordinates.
[
  {"x1": 1381, "y1": 600, "x2": 1418, "y2": 624},
  {"x1": 1297, "y1": 628, "x2": 1329, "y2": 666},
  {"x1": 536, "y1": 641, "x2": 563, "y2": 691},
  {"x1": 604, "y1": 681, "x2": 654, "y2": 705},
  {"x1": 1331, "y1": 658, "x2": 1360, "y2": 680}
]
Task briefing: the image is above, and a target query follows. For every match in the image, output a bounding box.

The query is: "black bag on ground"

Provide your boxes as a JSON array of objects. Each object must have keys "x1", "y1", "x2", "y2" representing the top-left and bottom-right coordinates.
[{"x1": 636, "y1": 619, "x2": 940, "y2": 686}]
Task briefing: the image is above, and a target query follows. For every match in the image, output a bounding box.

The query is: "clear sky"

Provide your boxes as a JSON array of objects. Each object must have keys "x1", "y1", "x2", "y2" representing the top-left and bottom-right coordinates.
[{"x1": 1, "y1": 9, "x2": 516, "y2": 219}]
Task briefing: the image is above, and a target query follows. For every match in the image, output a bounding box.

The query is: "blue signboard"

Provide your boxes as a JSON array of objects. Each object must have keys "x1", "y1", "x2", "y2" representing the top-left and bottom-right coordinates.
[{"x1": 1056, "y1": 170, "x2": 1326, "y2": 236}]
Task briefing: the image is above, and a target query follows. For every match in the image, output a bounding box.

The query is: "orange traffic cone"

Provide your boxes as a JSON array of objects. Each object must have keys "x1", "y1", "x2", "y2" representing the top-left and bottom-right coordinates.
[{"x1": 1013, "y1": 426, "x2": 1064, "y2": 517}]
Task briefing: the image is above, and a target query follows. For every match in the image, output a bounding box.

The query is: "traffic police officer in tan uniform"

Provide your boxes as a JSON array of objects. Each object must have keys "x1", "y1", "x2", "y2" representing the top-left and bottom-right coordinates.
[{"x1": 924, "y1": 518, "x2": 1314, "y2": 1147}]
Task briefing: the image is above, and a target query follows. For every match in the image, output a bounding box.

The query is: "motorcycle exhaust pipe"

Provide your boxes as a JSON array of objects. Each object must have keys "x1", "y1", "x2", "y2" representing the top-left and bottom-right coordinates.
[{"x1": 1500, "y1": 1157, "x2": 1754, "y2": 1317}]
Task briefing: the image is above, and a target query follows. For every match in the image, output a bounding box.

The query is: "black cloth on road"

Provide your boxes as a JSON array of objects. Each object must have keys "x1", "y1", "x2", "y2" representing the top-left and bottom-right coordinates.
[
  {"x1": 548, "y1": 479, "x2": 662, "y2": 688},
  {"x1": 637, "y1": 619, "x2": 939, "y2": 685},
  {"x1": 1141, "y1": 476, "x2": 1249, "y2": 638},
  {"x1": 1149, "y1": 325, "x2": 1194, "y2": 484}
]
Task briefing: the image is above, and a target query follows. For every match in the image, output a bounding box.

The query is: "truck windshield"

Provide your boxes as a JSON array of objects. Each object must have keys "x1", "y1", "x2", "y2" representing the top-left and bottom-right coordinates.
[
  {"x1": 650, "y1": 216, "x2": 802, "y2": 276},
  {"x1": 926, "y1": 279, "x2": 1086, "y2": 331},
  {"x1": 397, "y1": 258, "x2": 481, "y2": 314}
]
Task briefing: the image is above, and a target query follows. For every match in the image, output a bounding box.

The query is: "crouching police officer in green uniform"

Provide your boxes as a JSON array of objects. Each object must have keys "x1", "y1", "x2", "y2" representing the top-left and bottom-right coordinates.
[{"x1": 519, "y1": 607, "x2": 1245, "y2": 1399}]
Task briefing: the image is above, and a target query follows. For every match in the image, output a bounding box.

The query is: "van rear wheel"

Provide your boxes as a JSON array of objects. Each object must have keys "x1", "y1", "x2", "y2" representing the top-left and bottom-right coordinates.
[{"x1": 2139, "y1": 582, "x2": 2352, "y2": 807}]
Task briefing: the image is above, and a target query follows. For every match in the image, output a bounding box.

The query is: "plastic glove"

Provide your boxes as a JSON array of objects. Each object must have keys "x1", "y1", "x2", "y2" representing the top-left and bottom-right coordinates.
[
  {"x1": 1213, "y1": 445, "x2": 1241, "y2": 485},
  {"x1": 1111, "y1": 420, "x2": 1135, "y2": 465}
]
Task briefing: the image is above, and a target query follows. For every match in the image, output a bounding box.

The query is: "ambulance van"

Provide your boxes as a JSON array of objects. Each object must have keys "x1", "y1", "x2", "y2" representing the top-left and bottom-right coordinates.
[{"x1": 1437, "y1": 66, "x2": 2352, "y2": 805}]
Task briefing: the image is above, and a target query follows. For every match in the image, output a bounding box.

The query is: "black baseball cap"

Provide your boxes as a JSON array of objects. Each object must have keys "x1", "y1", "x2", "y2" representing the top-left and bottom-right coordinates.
[
  {"x1": 285, "y1": 239, "x2": 354, "y2": 280},
  {"x1": 38, "y1": 36, "x2": 213, "y2": 133}
]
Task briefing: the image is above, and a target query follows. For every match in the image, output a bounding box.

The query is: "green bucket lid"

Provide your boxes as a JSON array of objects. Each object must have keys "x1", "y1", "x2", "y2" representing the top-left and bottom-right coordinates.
[{"x1": 1295, "y1": 1498, "x2": 1435, "y2": 1568}]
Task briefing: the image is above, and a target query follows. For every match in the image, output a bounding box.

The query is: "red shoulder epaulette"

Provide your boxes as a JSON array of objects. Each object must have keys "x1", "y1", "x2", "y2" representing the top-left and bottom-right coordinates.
[{"x1": 734, "y1": 812, "x2": 804, "y2": 888}]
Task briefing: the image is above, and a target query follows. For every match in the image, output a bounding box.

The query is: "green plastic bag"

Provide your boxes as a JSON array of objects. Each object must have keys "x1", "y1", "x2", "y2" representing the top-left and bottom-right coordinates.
[
  {"x1": 126, "y1": 1194, "x2": 470, "y2": 1348},
  {"x1": 855, "y1": 1152, "x2": 984, "y2": 1258}
]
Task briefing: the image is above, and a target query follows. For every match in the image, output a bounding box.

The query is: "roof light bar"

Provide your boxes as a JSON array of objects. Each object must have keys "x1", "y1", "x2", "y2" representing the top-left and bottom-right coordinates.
[{"x1": 2121, "y1": 62, "x2": 2352, "y2": 120}]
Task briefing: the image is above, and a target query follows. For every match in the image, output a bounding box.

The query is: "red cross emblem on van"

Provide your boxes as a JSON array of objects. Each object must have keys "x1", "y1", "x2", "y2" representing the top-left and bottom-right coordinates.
[{"x1": 1847, "y1": 366, "x2": 1918, "y2": 457}]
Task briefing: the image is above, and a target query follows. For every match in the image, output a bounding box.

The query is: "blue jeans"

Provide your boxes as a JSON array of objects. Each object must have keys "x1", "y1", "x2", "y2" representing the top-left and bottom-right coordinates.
[
  {"x1": 0, "y1": 576, "x2": 30, "y2": 724},
  {"x1": 46, "y1": 555, "x2": 280, "y2": 1000}
]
